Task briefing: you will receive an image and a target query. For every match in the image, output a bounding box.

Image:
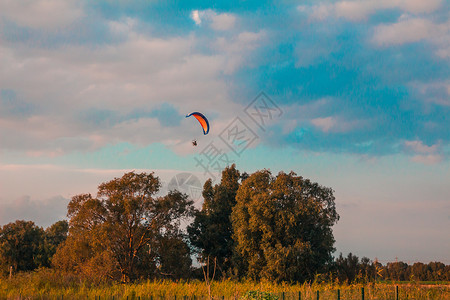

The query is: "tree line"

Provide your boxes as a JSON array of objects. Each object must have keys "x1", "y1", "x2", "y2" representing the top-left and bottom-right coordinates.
[
  {"x1": 1, "y1": 166, "x2": 449, "y2": 283},
  {"x1": 333, "y1": 253, "x2": 450, "y2": 282}
]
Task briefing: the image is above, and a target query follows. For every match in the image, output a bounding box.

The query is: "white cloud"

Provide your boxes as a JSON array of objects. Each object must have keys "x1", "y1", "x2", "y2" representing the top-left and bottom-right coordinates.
[
  {"x1": 0, "y1": 0, "x2": 84, "y2": 30},
  {"x1": 336, "y1": 0, "x2": 442, "y2": 21},
  {"x1": 394, "y1": 0, "x2": 443, "y2": 14},
  {"x1": 370, "y1": 16, "x2": 450, "y2": 60},
  {"x1": 0, "y1": 10, "x2": 267, "y2": 157},
  {"x1": 306, "y1": 0, "x2": 442, "y2": 22},
  {"x1": 311, "y1": 116, "x2": 365, "y2": 133},
  {"x1": 281, "y1": 119, "x2": 298, "y2": 135},
  {"x1": 311, "y1": 117, "x2": 336, "y2": 132},
  {"x1": 0, "y1": 17, "x2": 247, "y2": 155},
  {"x1": 308, "y1": 4, "x2": 333, "y2": 21},
  {"x1": 302, "y1": 1, "x2": 450, "y2": 60},
  {"x1": 432, "y1": 23, "x2": 450, "y2": 59},
  {"x1": 411, "y1": 81, "x2": 450, "y2": 106},
  {"x1": 191, "y1": 9, "x2": 236, "y2": 31},
  {"x1": 0, "y1": 196, "x2": 69, "y2": 228},
  {"x1": 404, "y1": 140, "x2": 443, "y2": 164},
  {"x1": 276, "y1": 98, "x2": 364, "y2": 136},
  {"x1": 191, "y1": 10, "x2": 201, "y2": 25},
  {"x1": 214, "y1": 30, "x2": 267, "y2": 74},
  {"x1": 108, "y1": 18, "x2": 138, "y2": 36},
  {"x1": 371, "y1": 18, "x2": 436, "y2": 46},
  {"x1": 404, "y1": 140, "x2": 439, "y2": 154},
  {"x1": 211, "y1": 13, "x2": 236, "y2": 31},
  {"x1": 334, "y1": 1, "x2": 377, "y2": 21}
]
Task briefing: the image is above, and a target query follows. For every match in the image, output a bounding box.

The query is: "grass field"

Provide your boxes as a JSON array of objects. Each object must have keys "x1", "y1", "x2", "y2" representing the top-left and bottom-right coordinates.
[{"x1": 1, "y1": 270, "x2": 449, "y2": 299}]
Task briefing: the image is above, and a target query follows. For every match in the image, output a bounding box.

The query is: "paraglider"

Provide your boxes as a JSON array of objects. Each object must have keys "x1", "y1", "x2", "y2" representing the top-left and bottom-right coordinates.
[
  {"x1": 186, "y1": 112, "x2": 209, "y2": 134},
  {"x1": 186, "y1": 112, "x2": 209, "y2": 146}
]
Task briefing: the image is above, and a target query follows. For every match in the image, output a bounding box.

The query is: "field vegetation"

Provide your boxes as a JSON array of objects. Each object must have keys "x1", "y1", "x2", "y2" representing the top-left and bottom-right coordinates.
[
  {"x1": 1, "y1": 166, "x2": 449, "y2": 299},
  {"x1": 1, "y1": 269, "x2": 449, "y2": 299}
]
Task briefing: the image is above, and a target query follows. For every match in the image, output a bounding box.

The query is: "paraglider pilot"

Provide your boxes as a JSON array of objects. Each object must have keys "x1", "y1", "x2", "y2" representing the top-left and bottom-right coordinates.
[{"x1": 186, "y1": 112, "x2": 209, "y2": 147}]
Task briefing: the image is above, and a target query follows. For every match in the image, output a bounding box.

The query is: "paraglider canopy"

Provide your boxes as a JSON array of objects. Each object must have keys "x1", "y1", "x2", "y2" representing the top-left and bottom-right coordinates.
[{"x1": 186, "y1": 112, "x2": 209, "y2": 135}]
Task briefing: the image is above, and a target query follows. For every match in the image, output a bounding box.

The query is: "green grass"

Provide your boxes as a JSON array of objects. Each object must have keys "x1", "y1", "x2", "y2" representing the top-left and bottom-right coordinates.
[{"x1": 1, "y1": 269, "x2": 449, "y2": 299}]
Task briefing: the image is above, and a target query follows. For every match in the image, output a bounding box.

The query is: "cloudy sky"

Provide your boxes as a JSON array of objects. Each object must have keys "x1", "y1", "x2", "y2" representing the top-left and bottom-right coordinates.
[{"x1": 1, "y1": 0, "x2": 449, "y2": 264}]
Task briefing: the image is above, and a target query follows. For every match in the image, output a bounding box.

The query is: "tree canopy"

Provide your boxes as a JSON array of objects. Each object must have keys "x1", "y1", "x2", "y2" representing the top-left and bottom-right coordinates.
[
  {"x1": 188, "y1": 164, "x2": 241, "y2": 277},
  {"x1": 53, "y1": 171, "x2": 195, "y2": 282},
  {"x1": 2, "y1": 168, "x2": 450, "y2": 284},
  {"x1": 0, "y1": 220, "x2": 68, "y2": 274},
  {"x1": 231, "y1": 170, "x2": 339, "y2": 282}
]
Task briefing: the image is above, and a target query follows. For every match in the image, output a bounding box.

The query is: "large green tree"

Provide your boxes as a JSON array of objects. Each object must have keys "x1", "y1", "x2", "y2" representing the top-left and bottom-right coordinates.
[
  {"x1": 0, "y1": 220, "x2": 68, "y2": 274},
  {"x1": 231, "y1": 170, "x2": 339, "y2": 282},
  {"x1": 53, "y1": 171, "x2": 195, "y2": 282},
  {"x1": 188, "y1": 164, "x2": 241, "y2": 276},
  {"x1": 0, "y1": 220, "x2": 45, "y2": 272}
]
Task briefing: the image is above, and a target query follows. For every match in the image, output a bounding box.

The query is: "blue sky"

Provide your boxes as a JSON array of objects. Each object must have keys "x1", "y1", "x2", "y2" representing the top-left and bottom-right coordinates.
[{"x1": 0, "y1": 0, "x2": 449, "y2": 263}]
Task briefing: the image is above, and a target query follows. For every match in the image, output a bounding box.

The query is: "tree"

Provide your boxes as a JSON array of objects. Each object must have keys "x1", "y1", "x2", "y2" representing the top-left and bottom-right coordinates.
[
  {"x1": 0, "y1": 220, "x2": 45, "y2": 273},
  {"x1": 52, "y1": 194, "x2": 118, "y2": 282},
  {"x1": 334, "y1": 253, "x2": 375, "y2": 283},
  {"x1": 154, "y1": 232, "x2": 192, "y2": 279},
  {"x1": 411, "y1": 262, "x2": 428, "y2": 281},
  {"x1": 428, "y1": 261, "x2": 446, "y2": 281},
  {"x1": 188, "y1": 164, "x2": 241, "y2": 277},
  {"x1": 43, "y1": 220, "x2": 68, "y2": 267},
  {"x1": 53, "y1": 171, "x2": 195, "y2": 282},
  {"x1": 386, "y1": 261, "x2": 409, "y2": 281},
  {"x1": 335, "y1": 253, "x2": 359, "y2": 283},
  {"x1": 231, "y1": 170, "x2": 339, "y2": 282}
]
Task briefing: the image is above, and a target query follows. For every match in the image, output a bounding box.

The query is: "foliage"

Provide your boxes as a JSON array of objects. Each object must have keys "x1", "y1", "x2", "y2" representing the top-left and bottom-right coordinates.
[
  {"x1": 333, "y1": 253, "x2": 450, "y2": 283},
  {"x1": 43, "y1": 220, "x2": 68, "y2": 266},
  {"x1": 2, "y1": 168, "x2": 449, "y2": 289},
  {"x1": 386, "y1": 261, "x2": 450, "y2": 282},
  {"x1": 52, "y1": 171, "x2": 195, "y2": 282},
  {"x1": 154, "y1": 232, "x2": 192, "y2": 279},
  {"x1": 231, "y1": 170, "x2": 339, "y2": 282},
  {"x1": 241, "y1": 290, "x2": 279, "y2": 300},
  {"x1": 334, "y1": 253, "x2": 376, "y2": 283},
  {"x1": 0, "y1": 220, "x2": 45, "y2": 273},
  {"x1": 188, "y1": 164, "x2": 241, "y2": 277},
  {"x1": 0, "y1": 220, "x2": 67, "y2": 274},
  {"x1": 52, "y1": 233, "x2": 119, "y2": 284}
]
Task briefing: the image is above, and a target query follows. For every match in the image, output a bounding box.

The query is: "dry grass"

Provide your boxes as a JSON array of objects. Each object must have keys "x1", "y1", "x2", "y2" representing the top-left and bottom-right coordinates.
[{"x1": 0, "y1": 270, "x2": 449, "y2": 299}]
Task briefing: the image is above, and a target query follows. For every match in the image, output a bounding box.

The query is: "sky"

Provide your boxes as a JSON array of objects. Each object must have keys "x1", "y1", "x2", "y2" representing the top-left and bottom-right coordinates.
[{"x1": 0, "y1": 0, "x2": 449, "y2": 264}]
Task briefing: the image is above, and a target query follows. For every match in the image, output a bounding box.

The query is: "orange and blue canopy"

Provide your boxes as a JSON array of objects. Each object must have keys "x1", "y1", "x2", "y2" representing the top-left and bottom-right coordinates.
[{"x1": 186, "y1": 112, "x2": 209, "y2": 135}]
